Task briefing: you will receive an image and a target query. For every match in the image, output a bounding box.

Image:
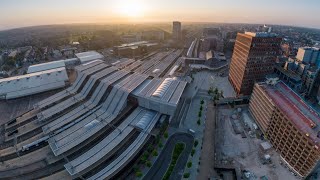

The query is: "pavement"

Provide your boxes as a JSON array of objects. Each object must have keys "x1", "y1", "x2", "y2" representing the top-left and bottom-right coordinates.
[
  {"x1": 143, "y1": 132, "x2": 194, "y2": 180},
  {"x1": 184, "y1": 70, "x2": 236, "y2": 100},
  {"x1": 197, "y1": 101, "x2": 218, "y2": 180}
]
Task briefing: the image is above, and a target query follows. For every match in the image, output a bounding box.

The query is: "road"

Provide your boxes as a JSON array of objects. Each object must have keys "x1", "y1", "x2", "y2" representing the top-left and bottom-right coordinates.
[{"x1": 144, "y1": 133, "x2": 194, "y2": 180}]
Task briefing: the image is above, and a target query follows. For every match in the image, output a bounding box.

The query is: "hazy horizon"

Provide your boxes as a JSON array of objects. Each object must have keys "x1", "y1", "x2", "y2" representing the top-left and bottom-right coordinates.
[{"x1": 1, "y1": 0, "x2": 320, "y2": 30}]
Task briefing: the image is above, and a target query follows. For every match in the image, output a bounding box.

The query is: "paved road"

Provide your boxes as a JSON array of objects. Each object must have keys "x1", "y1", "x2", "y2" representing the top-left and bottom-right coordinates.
[{"x1": 144, "y1": 133, "x2": 194, "y2": 180}]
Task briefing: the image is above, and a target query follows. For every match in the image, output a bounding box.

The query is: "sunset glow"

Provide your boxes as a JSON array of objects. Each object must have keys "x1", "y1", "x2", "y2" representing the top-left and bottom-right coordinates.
[
  {"x1": 115, "y1": 0, "x2": 147, "y2": 18},
  {"x1": 0, "y1": 0, "x2": 319, "y2": 30}
]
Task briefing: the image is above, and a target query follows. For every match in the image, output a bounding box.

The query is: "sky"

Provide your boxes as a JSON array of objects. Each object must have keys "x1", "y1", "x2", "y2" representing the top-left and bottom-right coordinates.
[{"x1": 1, "y1": 0, "x2": 320, "y2": 30}]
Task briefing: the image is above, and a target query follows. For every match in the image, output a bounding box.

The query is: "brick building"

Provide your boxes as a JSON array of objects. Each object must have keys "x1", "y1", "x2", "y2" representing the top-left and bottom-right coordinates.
[
  {"x1": 229, "y1": 32, "x2": 282, "y2": 96},
  {"x1": 249, "y1": 81, "x2": 320, "y2": 178}
]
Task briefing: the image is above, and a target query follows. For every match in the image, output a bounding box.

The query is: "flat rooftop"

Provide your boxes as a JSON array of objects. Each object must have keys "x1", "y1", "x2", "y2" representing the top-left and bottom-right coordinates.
[
  {"x1": 0, "y1": 67, "x2": 69, "y2": 99},
  {"x1": 260, "y1": 82, "x2": 320, "y2": 145},
  {"x1": 245, "y1": 32, "x2": 277, "y2": 38},
  {"x1": 27, "y1": 60, "x2": 65, "y2": 74},
  {"x1": 75, "y1": 51, "x2": 104, "y2": 64}
]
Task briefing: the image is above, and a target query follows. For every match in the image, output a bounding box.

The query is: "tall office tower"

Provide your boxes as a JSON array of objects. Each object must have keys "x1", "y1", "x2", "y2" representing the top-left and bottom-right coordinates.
[
  {"x1": 228, "y1": 32, "x2": 282, "y2": 95},
  {"x1": 296, "y1": 47, "x2": 320, "y2": 67},
  {"x1": 172, "y1": 21, "x2": 182, "y2": 40},
  {"x1": 249, "y1": 81, "x2": 320, "y2": 178}
]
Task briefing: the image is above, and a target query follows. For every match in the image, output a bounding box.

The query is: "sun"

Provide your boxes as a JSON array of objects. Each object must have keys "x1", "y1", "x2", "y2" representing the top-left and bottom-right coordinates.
[{"x1": 115, "y1": 0, "x2": 146, "y2": 18}]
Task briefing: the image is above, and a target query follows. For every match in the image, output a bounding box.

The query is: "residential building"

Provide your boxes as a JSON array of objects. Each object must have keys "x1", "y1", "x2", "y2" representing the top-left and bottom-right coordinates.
[
  {"x1": 121, "y1": 34, "x2": 141, "y2": 43},
  {"x1": 229, "y1": 32, "x2": 282, "y2": 95},
  {"x1": 317, "y1": 86, "x2": 320, "y2": 105},
  {"x1": 172, "y1": 21, "x2": 182, "y2": 40},
  {"x1": 140, "y1": 30, "x2": 165, "y2": 41},
  {"x1": 113, "y1": 41, "x2": 159, "y2": 58},
  {"x1": 249, "y1": 81, "x2": 320, "y2": 178},
  {"x1": 280, "y1": 56, "x2": 320, "y2": 97}
]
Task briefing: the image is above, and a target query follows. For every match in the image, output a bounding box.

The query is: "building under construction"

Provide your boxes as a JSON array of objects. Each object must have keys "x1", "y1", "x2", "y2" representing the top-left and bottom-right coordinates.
[
  {"x1": 249, "y1": 80, "x2": 320, "y2": 178},
  {"x1": 0, "y1": 49, "x2": 185, "y2": 179}
]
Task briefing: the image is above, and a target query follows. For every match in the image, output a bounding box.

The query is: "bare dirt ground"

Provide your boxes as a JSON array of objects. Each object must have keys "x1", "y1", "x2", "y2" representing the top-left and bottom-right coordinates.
[{"x1": 215, "y1": 106, "x2": 299, "y2": 180}]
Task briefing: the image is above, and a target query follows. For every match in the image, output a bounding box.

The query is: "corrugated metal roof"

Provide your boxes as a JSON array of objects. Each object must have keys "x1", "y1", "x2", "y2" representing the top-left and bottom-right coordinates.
[
  {"x1": 27, "y1": 60, "x2": 66, "y2": 74},
  {"x1": 0, "y1": 67, "x2": 68, "y2": 99},
  {"x1": 75, "y1": 51, "x2": 104, "y2": 64}
]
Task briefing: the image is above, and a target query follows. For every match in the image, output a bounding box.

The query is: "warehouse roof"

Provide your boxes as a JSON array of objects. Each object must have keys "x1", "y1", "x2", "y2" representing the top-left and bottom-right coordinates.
[
  {"x1": 27, "y1": 60, "x2": 66, "y2": 74},
  {"x1": 75, "y1": 51, "x2": 104, "y2": 64},
  {"x1": 0, "y1": 67, "x2": 68, "y2": 99}
]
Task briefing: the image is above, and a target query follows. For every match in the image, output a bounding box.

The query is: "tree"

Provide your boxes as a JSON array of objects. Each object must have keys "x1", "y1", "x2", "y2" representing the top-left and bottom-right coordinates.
[
  {"x1": 147, "y1": 145, "x2": 153, "y2": 153},
  {"x1": 194, "y1": 140, "x2": 199, "y2": 147},
  {"x1": 191, "y1": 149, "x2": 195, "y2": 156},
  {"x1": 214, "y1": 88, "x2": 219, "y2": 95},
  {"x1": 164, "y1": 132, "x2": 169, "y2": 139},
  {"x1": 183, "y1": 172, "x2": 190, "y2": 178},
  {"x1": 146, "y1": 161, "x2": 152, "y2": 167},
  {"x1": 200, "y1": 99, "x2": 204, "y2": 104},
  {"x1": 187, "y1": 161, "x2": 192, "y2": 168},
  {"x1": 152, "y1": 150, "x2": 158, "y2": 156},
  {"x1": 197, "y1": 120, "x2": 201, "y2": 125}
]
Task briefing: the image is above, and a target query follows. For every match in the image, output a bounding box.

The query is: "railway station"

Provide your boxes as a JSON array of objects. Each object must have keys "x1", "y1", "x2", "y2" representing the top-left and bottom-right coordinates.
[{"x1": 0, "y1": 49, "x2": 187, "y2": 179}]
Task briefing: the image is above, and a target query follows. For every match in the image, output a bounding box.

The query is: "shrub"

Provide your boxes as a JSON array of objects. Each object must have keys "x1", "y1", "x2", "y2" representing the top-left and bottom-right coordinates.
[
  {"x1": 187, "y1": 161, "x2": 192, "y2": 168},
  {"x1": 164, "y1": 132, "x2": 169, "y2": 139},
  {"x1": 163, "y1": 143, "x2": 185, "y2": 179},
  {"x1": 200, "y1": 99, "x2": 204, "y2": 104},
  {"x1": 197, "y1": 120, "x2": 201, "y2": 125},
  {"x1": 200, "y1": 105, "x2": 203, "y2": 111},
  {"x1": 183, "y1": 172, "x2": 190, "y2": 178},
  {"x1": 152, "y1": 150, "x2": 158, "y2": 156},
  {"x1": 146, "y1": 161, "x2": 152, "y2": 167},
  {"x1": 194, "y1": 140, "x2": 199, "y2": 147},
  {"x1": 198, "y1": 111, "x2": 202, "y2": 117}
]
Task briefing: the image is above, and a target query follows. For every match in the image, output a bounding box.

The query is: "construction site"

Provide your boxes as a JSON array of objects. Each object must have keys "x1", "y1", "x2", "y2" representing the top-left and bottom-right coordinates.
[
  {"x1": 0, "y1": 48, "x2": 190, "y2": 179},
  {"x1": 214, "y1": 105, "x2": 300, "y2": 180}
]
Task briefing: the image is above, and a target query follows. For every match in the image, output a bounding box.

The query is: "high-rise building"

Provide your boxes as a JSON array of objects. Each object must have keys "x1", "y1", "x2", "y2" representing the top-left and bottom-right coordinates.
[
  {"x1": 172, "y1": 21, "x2": 181, "y2": 40},
  {"x1": 296, "y1": 47, "x2": 320, "y2": 68},
  {"x1": 228, "y1": 32, "x2": 282, "y2": 95},
  {"x1": 249, "y1": 81, "x2": 320, "y2": 178}
]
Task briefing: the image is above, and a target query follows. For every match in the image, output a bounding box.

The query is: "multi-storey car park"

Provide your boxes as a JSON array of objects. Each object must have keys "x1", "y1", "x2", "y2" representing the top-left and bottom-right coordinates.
[
  {"x1": 0, "y1": 49, "x2": 186, "y2": 179},
  {"x1": 249, "y1": 80, "x2": 320, "y2": 178}
]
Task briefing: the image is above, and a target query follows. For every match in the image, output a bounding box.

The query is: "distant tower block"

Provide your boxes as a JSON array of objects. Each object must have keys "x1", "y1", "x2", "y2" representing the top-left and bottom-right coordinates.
[{"x1": 172, "y1": 21, "x2": 182, "y2": 40}]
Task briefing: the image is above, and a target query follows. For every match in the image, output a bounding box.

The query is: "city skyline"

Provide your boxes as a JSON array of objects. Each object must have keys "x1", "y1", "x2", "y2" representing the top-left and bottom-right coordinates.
[{"x1": 1, "y1": 0, "x2": 320, "y2": 30}]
